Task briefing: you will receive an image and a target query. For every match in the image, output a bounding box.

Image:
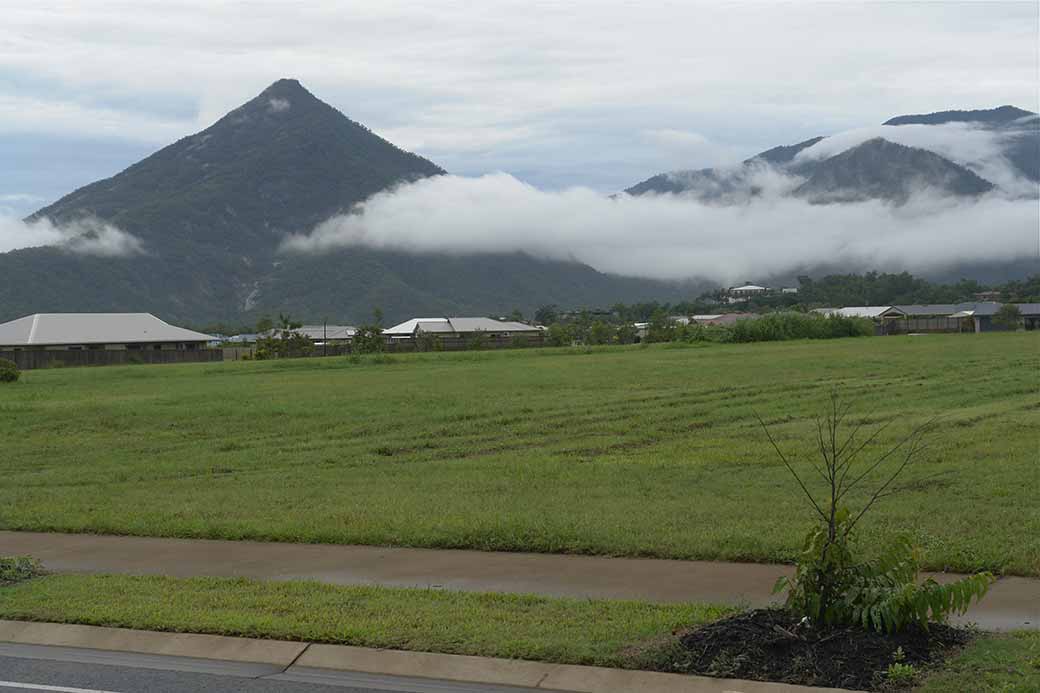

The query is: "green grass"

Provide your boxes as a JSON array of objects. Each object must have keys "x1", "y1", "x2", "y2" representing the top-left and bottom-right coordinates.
[
  {"x1": 915, "y1": 631, "x2": 1040, "y2": 692},
  {"x1": 0, "y1": 573, "x2": 727, "y2": 667},
  {"x1": 1, "y1": 334, "x2": 1037, "y2": 574},
  {"x1": 0, "y1": 573, "x2": 1034, "y2": 691}
]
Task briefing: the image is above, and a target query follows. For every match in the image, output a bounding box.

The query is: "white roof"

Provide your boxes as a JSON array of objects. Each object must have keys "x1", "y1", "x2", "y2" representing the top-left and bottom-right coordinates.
[
  {"x1": 691, "y1": 314, "x2": 724, "y2": 320},
  {"x1": 383, "y1": 317, "x2": 544, "y2": 336},
  {"x1": 0, "y1": 313, "x2": 214, "y2": 347},
  {"x1": 821, "y1": 306, "x2": 905, "y2": 319},
  {"x1": 264, "y1": 325, "x2": 357, "y2": 340},
  {"x1": 731, "y1": 284, "x2": 767, "y2": 291}
]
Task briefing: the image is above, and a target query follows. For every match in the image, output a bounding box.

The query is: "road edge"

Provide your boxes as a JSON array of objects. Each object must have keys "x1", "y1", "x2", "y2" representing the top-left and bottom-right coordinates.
[{"x1": 0, "y1": 619, "x2": 860, "y2": 692}]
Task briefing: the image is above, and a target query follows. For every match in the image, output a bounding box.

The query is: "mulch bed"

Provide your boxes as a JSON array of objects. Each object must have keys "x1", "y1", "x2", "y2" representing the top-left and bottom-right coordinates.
[{"x1": 668, "y1": 609, "x2": 970, "y2": 691}]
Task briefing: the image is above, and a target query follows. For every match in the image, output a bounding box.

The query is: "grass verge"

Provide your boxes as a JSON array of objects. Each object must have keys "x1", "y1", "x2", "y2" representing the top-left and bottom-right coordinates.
[
  {"x1": 0, "y1": 572, "x2": 1034, "y2": 691},
  {"x1": 0, "y1": 573, "x2": 728, "y2": 667},
  {"x1": 915, "y1": 630, "x2": 1040, "y2": 692}
]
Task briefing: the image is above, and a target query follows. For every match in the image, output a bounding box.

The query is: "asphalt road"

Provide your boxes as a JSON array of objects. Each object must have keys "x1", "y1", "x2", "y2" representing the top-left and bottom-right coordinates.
[{"x1": 0, "y1": 644, "x2": 541, "y2": 693}]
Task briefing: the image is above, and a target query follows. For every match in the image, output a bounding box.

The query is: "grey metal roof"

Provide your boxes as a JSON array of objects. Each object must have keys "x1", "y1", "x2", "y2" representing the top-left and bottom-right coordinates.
[
  {"x1": 383, "y1": 317, "x2": 544, "y2": 336},
  {"x1": 1014, "y1": 303, "x2": 1040, "y2": 316},
  {"x1": 262, "y1": 325, "x2": 357, "y2": 340},
  {"x1": 895, "y1": 302, "x2": 1003, "y2": 317},
  {"x1": 819, "y1": 306, "x2": 906, "y2": 319},
  {"x1": 0, "y1": 313, "x2": 214, "y2": 347}
]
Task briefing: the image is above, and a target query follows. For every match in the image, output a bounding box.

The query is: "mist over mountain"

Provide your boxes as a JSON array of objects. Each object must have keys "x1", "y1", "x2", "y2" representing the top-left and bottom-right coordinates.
[
  {"x1": 1, "y1": 88, "x2": 1036, "y2": 324},
  {"x1": 626, "y1": 106, "x2": 1039, "y2": 201},
  {"x1": 0, "y1": 80, "x2": 685, "y2": 323},
  {"x1": 791, "y1": 138, "x2": 995, "y2": 204}
]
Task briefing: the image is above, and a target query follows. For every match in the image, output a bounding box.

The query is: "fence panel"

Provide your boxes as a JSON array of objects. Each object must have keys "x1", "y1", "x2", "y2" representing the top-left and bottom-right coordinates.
[{"x1": 0, "y1": 349, "x2": 223, "y2": 370}]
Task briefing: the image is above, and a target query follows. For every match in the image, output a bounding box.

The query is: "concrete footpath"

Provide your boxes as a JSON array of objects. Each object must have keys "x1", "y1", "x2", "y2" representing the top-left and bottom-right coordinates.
[
  {"x1": 1, "y1": 531, "x2": 1036, "y2": 631},
  {"x1": 0, "y1": 620, "x2": 858, "y2": 692}
]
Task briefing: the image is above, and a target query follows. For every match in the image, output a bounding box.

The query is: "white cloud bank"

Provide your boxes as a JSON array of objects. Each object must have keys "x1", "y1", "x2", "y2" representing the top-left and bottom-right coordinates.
[
  {"x1": 283, "y1": 173, "x2": 1039, "y2": 284},
  {"x1": 0, "y1": 216, "x2": 144, "y2": 256},
  {"x1": 796, "y1": 122, "x2": 1039, "y2": 197}
]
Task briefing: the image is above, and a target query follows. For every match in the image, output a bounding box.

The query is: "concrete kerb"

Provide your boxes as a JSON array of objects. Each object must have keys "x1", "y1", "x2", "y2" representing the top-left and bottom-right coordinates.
[
  {"x1": 0, "y1": 619, "x2": 862, "y2": 693},
  {"x1": 0, "y1": 619, "x2": 307, "y2": 667}
]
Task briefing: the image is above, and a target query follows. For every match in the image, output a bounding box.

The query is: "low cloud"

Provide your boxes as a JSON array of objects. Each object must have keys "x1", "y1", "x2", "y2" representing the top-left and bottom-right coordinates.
[
  {"x1": 267, "y1": 97, "x2": 291, "y2": 113},
  {"x1": 0, "y1": 216, "x2": 144, "y2": 256},
  {"x1": 283, "y1": 172, "x2": 1038, "y2": 284},
  {"x1": 796, "y1": 122, "x2": 1038, "y2": 197}
]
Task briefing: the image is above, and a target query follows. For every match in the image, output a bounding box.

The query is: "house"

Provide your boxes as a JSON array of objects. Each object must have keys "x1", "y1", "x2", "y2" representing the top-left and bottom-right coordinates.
[
  {"x1": 1017, "y1": 304, "x2": 1040, "y2": 330},
  {"x1": 812, "y1": 303, "x2": 1039, "y2": 334},
  {"x1": 812, "y1": 307, "x2": 907, "y2": 335},
  {"x1": 814, "y1": 306, "x2": 907, "y2": 320},
  {"x1": 0, "y1": 313, "x2": 214, "y2": 351},
  {"x1": 726, "y1": 284, "x2": 769, "y2": 303},
  {"x1": 263, "y1": 325, "x2": 357, "y2": 344},
  {"x1": 382, "y1": 317, "x2": 544, "y2": 342},
  {"x1": 690, "y1": 313, "x2": 760, "y2": 326},
  {"x1": 894, "y1": 303, "x2": 1037, "y2": 333}
]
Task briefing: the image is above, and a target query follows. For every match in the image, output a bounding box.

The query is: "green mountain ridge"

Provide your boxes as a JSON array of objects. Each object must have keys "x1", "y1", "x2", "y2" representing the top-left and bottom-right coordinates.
[{"x1": 2, "y1": 79, "x2": 686, "y2": 324}]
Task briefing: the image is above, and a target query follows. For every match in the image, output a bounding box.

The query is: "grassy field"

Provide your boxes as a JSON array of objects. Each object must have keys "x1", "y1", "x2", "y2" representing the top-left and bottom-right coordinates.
[
  {"x1": 0, "y1": 334, "x2": 1036, "y2": 574},
  {"x1": 0, "y1": 573, "x2": 1035, "y2": 690}
]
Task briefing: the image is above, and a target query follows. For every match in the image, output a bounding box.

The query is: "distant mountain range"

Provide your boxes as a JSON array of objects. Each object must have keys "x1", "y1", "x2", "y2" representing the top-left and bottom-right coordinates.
[
  {"x1": 1, "y1": 80, "x2": 686, "y2": 324},
  {"x1": 625, "y1": 106, "x2": 1038, "y2": 203},
  {"x1": 1, "y1": 83, "x2": 1036, "y2": 324}
]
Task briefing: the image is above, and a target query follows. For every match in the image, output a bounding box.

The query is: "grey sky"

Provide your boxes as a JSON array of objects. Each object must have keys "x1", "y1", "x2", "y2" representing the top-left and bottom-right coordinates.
[{"x1": 1, "y1": 1, "x2": 1037, "y2": 215}]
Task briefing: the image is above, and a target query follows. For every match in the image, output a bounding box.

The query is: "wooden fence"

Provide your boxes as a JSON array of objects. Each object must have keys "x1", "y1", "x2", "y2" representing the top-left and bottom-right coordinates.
[{"x1": 0, "y1": 349, "x2": 223, "y2": 370}]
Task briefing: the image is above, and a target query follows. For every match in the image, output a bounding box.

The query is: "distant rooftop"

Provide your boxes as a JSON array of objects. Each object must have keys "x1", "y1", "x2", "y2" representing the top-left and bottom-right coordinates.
[
  {"x1": 383, "y1": 317, "x2": 543, "y2": 336},
  {"x1": 0, "y1": 313, "x2": 214, "y2": 346},
  {"x1": 263, "y1": 325, "x2": 357, "y2": 340}
]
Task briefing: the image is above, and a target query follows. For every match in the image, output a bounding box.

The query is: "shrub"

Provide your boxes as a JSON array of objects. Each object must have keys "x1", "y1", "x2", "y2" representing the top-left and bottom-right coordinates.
[
  {"x1": 352, "y1": 326, "x2": 385, "y2": 354},
  {"x1": 731, "y1": 312, "x2": 873, "y2": 342},
  {"x1": 546, "y1": 323, "x2": 574, "y2": 347},
  {"x1": 886, "y1": 661, "x2": 916, "y2": 686},
  {"x1": 466, "y1": 329, "x2": 488, "y2": 350},
  {"x1": 587, "y1": 321, "x2": 614, "y2": 345},
  {"x1": 0, "y1": 358, "x2": 19, "y2": 383},
  {"x1": 0, "y1": 556, "x2": 41, "y2": 585},
  {"x1": 761, "y1": 392, "x2": 993, "y2": 633},
  {"x1": 993, "y1": 303, "x2": 1022, "y2": 331}
]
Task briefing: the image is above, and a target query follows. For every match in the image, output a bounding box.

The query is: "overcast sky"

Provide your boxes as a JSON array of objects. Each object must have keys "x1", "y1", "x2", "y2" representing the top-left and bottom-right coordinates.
[{"x1": 1, "y1": 1, "x2": 1037, "y2": 216}]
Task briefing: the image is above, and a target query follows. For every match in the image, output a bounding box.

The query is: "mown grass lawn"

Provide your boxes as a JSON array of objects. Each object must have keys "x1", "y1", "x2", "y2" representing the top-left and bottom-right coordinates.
[
  {"x1": 0, "y1": 573, "x2": 728, "y2": 667},
  {"x1": 0, "y1": 573, "x2": 1034, "y2": 691},
  {"x1": 915, "y1": 630, "x2": 1040, "y2": 692},
  {"x1": 0, "y1": 334, "x2": 1037, "y2": 574}
]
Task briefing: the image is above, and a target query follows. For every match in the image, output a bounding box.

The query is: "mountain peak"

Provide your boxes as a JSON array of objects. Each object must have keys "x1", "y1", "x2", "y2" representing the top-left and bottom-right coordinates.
[
  {"x1": 793, "y1": 137, "x2": 994, "y2": 203},
  {"x1": 258, "y1": 78, "x2": 312, "y2": 101}
]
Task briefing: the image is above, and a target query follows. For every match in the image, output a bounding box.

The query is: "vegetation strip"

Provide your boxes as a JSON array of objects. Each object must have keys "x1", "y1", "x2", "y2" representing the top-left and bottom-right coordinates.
[
  {"x1": 1, "y1": 335, "x2": 1037, "y2": 575},
  {"x1": 0, "y1": 574, "x2": 727, "y2": 668},
  {"x1": 0, "y1": 574, "x2": 1036, "y2": 691}
]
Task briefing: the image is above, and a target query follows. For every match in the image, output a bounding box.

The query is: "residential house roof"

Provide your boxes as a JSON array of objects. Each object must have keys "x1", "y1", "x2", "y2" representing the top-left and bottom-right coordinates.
[
  {"x1": 894, "y1": 303, "x2": 1003, "y2": 317},
  {"x1": 691, "y1": 313, "x2": 759, "y2": 325},
  {"x1": 382, "y1": 317, "x2": 544, "y2": 336},
  {"x1": 263, "y1": 325, "x2": 357, "y2": 340},
  {"x1": 0, "y1": 313, "x2": 214, "y2": 347},
  {"x1": 818, "y1": 306, "x2": 907, "y2": 319}
]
